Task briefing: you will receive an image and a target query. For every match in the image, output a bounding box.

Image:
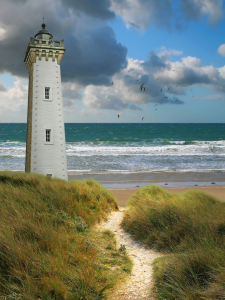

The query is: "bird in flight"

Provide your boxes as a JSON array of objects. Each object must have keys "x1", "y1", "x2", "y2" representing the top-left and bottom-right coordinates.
[
  {"x1": 157, "y1": 78, "x2": 159, "y2": 80},
  {"x1": 112, "y1": 81, "x2": 114, "y2": 85},
  {"x1": 117, "y1": 115, "x2": 120, "y2": 118},
  {"x1": 175, "y1": 85, "x2": 178, "y2": 87},
  {"x1": 143, "y1": 87, "x2": 146, "y2": 91},
  {"x1": 173, "y1": 70, "x2": 175, "y2": 71},
  {"x1": 192, "y1": 96, "x2": 194, "y2": 97},
  {"x1": 160, "y1": 89, "x2": 162, "y2": 92},
  {"x1": 154, "y1": 104, "x2": 158, "y2": 106},
  {"x1": 142, "y1": 117, "x2": 144, "y2": 121},
  {"x1": 139, "y1": 83, "x2": 144, "y2": 91},
  {"x1": 164, "y1": 97, "x2": 168, "y2": 98},
  {"x1": 136, "y1": 79, "x2": 139, "y2": 81},
  {"x1": 167, "y1": 87, "x2": 170, "y2": 91},
  {"x1": 175, "y1": 100, "x2": 178, "y2": 101},
  {"x1": 155, "y1": 108, "x2": 157, "y2": 110}
]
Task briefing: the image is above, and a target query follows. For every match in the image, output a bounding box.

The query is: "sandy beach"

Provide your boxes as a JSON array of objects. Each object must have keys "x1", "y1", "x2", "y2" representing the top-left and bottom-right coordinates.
[
  {"x1": 109, "y1": 186, "x2": 225, "y2": 207},
  {"x1": 68, "y1": 174, "x2": 225, "y2": 206}
]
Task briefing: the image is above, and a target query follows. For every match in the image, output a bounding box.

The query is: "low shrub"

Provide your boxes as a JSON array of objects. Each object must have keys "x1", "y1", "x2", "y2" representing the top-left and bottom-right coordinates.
[
  {"x1": 0, "y1": 171, "x2": 131, "y2": 300},
  {"x1": 122, "y1": 185, "x2": 225, "y2": 299}
]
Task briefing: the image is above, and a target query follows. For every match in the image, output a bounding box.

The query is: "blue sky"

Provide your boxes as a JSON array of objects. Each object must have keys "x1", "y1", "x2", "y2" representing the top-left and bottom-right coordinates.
[{"x1": 0, "y1": 0, "x2": 225, "y2": 123}]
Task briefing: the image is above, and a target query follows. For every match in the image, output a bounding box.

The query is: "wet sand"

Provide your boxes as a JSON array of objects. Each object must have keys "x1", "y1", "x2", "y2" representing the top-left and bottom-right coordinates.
[{"x1": 109, "y1": 186, "x2": 225, "y2": 207}]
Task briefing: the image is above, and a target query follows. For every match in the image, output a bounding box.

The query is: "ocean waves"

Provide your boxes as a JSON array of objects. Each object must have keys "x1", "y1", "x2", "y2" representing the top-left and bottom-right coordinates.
[
  {"x1": 66, "y1": 140, "x2": 225, "y2": 157},
  {"x1": 0, "y1": 123, "x2": 225, "y2": 174}
]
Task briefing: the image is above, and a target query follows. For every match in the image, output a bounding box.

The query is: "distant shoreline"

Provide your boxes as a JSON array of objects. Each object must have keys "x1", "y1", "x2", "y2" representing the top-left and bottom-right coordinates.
[{"x1": 68, "y1": 170, "x2": 225, "y2": 189}]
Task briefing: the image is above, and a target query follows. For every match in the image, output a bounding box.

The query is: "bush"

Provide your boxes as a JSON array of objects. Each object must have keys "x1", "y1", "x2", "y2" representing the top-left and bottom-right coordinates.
[
  {"x1": 0, "y1": 171, "x2": 132, "y2": 300},
  {"x1": 122, "y1": 185, "x2": 225, "y2": 299}
]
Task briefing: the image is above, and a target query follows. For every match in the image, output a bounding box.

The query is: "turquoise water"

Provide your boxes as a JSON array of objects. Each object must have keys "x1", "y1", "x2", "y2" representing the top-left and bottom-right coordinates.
[{"x1": 0, "y1": 123, "x2": 225, "y2": 177}]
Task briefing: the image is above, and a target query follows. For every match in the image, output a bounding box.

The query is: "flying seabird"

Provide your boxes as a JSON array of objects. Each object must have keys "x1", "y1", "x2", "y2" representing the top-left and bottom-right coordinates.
[
  {"x1": 143, "y1": 87, "x2": 146, "y2": 91},
  {"x1": 167, "y1": 87, "x2": 170, "y2": 91},
  {"x1": 112, "y1": 81, "x2": 114, "y2": 85},
  {"x1": 157, "y1": 78, "x2": 159, "y2": 80},
  {"x1": 142, "y1": 117, "x2": 144, "y2": 121},
  {"x1": 117, "y1": 115, "x2": 120, "y2": 118},
  {"x1": 164, "y1": 97, "x2": 168, "y2": 98},
  {"x1": 139, "y1": 83, "x2": 144, "y2": 91},
  {"x1": 160, "y1": 89, "x2": 162, "y2": 92}
]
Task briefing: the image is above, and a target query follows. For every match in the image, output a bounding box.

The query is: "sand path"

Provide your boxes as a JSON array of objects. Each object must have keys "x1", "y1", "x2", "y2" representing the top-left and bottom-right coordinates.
[{"x1": 97, "y1": 207, "x2": 161, "y2": 300}]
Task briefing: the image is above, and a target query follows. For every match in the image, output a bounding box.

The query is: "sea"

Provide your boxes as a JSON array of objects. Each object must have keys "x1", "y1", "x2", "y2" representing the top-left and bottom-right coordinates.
[{"x1": 0, "y1": 123, "x2": 225, "y2": 188}]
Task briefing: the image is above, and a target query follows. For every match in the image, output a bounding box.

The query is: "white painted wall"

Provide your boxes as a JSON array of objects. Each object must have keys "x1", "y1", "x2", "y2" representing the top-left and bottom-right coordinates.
[{"x1": 31, "y1": 58, "x2": 68, "y2": 180}]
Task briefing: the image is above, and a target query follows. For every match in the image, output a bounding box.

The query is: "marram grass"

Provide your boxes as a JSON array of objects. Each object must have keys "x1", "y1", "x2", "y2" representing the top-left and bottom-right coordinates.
[
  {"x1": 0, "y1": 171, "x2": 131, "y2": 300},
  {"x1": 122, "y1": 185, "x2": 225, "y2": 300}
]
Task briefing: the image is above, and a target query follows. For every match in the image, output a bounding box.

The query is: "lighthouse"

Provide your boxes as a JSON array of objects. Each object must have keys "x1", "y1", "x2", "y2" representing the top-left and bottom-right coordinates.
[{"x1": 24, "y1": 22, "x2": 68, "y2": 180}]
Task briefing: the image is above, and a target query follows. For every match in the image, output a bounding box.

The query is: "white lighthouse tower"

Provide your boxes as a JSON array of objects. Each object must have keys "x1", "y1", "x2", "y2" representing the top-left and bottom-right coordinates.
[{"x1": 24, "y1": 22, "x2": 68, "y2": 180}]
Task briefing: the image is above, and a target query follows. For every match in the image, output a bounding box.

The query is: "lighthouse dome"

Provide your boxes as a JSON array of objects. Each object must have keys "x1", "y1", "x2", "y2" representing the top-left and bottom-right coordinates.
[{"x1": 34, "y1": 23, "x2": 53, "y2": 40}]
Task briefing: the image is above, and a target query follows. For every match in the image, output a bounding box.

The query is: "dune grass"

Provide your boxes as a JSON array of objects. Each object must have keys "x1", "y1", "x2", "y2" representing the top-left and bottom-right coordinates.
[
  {"x1": 122, "y1": 185, "x2": 225, "y2": 299},
  {"x1": 0, "y1": 171, "x2": 131, "y2": 300}
]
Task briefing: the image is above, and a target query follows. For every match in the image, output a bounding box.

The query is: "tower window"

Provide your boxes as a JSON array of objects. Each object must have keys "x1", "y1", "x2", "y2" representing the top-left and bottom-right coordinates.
[
  {"x1": 46, "y1": 129, "x2": 51, "y2": 142},
  {"x1": 45, "y1": 87, "x2": 50, "y2": 99}
]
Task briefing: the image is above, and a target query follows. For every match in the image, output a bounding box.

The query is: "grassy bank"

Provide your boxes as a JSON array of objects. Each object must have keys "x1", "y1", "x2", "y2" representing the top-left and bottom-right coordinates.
[
  {"x1": 122, "y1": 185, "x2": 225, "y2": 299},
  {"x1": 0, "y1": 171, "x2": 131, "y2": 300}
]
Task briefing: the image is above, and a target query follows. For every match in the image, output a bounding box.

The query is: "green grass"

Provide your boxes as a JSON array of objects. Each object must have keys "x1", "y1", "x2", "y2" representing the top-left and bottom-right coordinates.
[
  {"x1": 0, "y1": 171, "x2": 131, "y2": 300},
  {"x1": 122, "y1": 185, "x2": 225, "y2": 299}
]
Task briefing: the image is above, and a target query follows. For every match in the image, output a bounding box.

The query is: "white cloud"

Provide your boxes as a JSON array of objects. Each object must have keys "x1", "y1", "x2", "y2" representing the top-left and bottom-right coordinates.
[
  {"x1": 0, "y1": 27, "x2": 6, "y2": 41},
  {"x1": 157, "y1": 46, "x2": 183, "y2": 58},
  {"x1": 0, "y1": 78, "x2": 28, "y2": 112},
  {"x1": 81, "y1": 49, "x2": 225, "y2": 111},
  {"x1": 110, "y1": 0, "x2": 223, "y2": 30},
  {"x1": 0, "y1": 81, "x2": 6, "y2": 92},
  {"x1": 218, "y1": 44, "x2": 225, "y2": 57}
]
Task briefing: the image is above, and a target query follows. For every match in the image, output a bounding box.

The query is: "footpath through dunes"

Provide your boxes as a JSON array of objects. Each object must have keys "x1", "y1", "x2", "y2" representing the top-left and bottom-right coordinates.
[{"x1": 95, "y1": 207, "x2": 161, "y2": 300}]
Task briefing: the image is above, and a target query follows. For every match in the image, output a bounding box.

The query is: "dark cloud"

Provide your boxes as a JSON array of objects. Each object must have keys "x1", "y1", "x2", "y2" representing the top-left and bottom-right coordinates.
[
  {"x1": 180, "y1": 0, "x2": 223, "y2": 23},
  {"x1": 62, "y1": 88, "x2": 82, "y2": 100},
  {"x1": 62, "y1": 0, "x2": 115, "y2": 19},
  {"x1": 63, "y1": 98, "x2": 76, "y2": 107},
  {"x1": 143, "y1": 51, "x2": 167, "y2": 69},
  {"x1": 61, "y1": 26, "x2": 127, "y2": 85},
  {"x1": 0, "y1": 0, "x2": 127, "y2": 87}
]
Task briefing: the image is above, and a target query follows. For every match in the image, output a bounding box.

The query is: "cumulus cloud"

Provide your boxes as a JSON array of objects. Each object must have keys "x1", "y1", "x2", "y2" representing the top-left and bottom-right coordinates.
[
  {"x1": 0, "y1": 0, "x2": 223, "y2": 87},
  {"x1": 62, "y1": 82, "x2": 83, "y2": 101},
  {"x1": 0, "y1": 0, "x2": 127, "y2": 86},
  {"x1": 0, "y1": 78, "x2": 28, "y2": 112},
  {"x1": 81, "y1": 49, "x2": 225, "y2": 111},
  {"x1": 0, "y1": 81, "x2": 7, "y2": 92},
  {"x1": 157, "y1": 46, "x2": 183, "y2": 58},
  {"x1": 61, "y1": 25, "x2": 127, "y2": 85},
  {"x1": 62, "y1": 0, "x2": 115, "y2": 19},
  {"x1": 180, "y1": 0, "x2": 223, "y2": 24},
  {"x1": 111, "y1": 0, "x2": 223, "y2": 29},
  {"x1": 218, "y1": 44, "x2": 225, "y2": 57}
]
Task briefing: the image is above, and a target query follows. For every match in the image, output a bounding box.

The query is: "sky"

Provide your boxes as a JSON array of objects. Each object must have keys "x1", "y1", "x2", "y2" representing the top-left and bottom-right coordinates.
[{"x1": 0, "y1": 0, "x2": 225, "y2": 123}]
